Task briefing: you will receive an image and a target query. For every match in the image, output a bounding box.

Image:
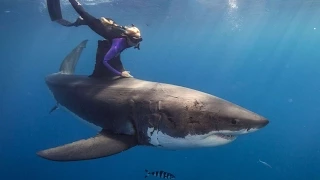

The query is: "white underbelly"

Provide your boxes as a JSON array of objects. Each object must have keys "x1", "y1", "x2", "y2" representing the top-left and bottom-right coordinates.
[{"x1": 147, "y1": 127, "x2": 236, "y2": 149}]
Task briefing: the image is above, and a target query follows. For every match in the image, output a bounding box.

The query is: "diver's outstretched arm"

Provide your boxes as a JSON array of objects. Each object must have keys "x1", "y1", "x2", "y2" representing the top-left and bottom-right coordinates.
[{"x1": 103, "y1": 38, "x2": 128, "y2": 76}]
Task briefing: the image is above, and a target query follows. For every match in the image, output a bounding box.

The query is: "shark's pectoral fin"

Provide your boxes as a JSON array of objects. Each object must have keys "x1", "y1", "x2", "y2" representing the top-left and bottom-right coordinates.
[
  {"x1": 37, "y1": 130, "x2": 137, "y2": 161},
  {"x1": 49, "y1": 103, "x2": 59, "y2": 114}
]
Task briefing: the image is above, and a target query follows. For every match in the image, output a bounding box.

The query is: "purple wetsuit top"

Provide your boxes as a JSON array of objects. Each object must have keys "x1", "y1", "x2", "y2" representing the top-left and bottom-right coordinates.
[{"x1": 103, "y1": 37, "x2": 129, "y2": 76}]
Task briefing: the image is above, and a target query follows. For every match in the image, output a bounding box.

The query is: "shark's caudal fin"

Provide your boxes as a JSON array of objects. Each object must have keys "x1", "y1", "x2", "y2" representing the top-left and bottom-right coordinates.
[
  {"x1": 37, "y1": 130, "x2": 137, "y2": 161},
  {"x1": 59, "y1": 40, "x2": 88, "y2": 74}
]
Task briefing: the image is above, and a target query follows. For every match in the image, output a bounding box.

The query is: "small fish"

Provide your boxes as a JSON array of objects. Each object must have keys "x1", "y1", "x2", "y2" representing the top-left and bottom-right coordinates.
[
  {"x1": 145, "y1": 169, "x2": 175, "y2": 179},
  {"x1": 259, "y1": 159, "x2": 272, "y2": 168}
]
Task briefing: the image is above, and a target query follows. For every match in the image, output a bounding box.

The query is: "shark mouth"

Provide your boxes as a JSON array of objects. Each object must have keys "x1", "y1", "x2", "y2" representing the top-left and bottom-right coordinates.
[{"x1": 215, "y1": 133, "x2": 237, "y2": 140}]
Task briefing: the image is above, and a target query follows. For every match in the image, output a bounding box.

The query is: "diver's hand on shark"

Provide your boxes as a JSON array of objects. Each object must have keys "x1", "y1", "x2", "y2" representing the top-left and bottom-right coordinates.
[{"x1": 121, "y1": 71, "x2": 133, "y2": 78}]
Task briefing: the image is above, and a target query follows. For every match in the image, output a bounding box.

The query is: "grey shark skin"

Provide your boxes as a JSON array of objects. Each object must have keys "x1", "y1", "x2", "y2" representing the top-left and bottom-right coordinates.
[{"x1": 37, "y1": 40, "x2": 269, "y2": 162}]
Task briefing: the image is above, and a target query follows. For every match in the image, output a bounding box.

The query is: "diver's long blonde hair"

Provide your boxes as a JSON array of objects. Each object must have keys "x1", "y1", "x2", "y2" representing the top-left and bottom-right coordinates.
[
  {"x1": 100, "y1": 17, "x2": 118, "y2": 26},
  {"x1": 100, "y1": 17, "x2": 141, "y2": 38},
  {"x1": 124, "y1": 26, "x2": 141, "y2": 38}
]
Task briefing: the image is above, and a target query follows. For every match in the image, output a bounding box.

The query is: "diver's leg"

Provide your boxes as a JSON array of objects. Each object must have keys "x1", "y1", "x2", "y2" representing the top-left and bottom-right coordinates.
[
  {"x1": 68, "y1": 0, "x2": 101, "y2": 25},
  {"x1": 69, "y1": 0, "x2": 96, "y2": 22},
  {"x1": 68, "y1": 0, "x2": 106, "y2": 34},
  {"x1": 56, "y1": 17, "x2": 87, "y2": 27},
  {"x1": 55, "y1": 19, "x2": 74, "y2": 26},
  {"x1": 46, "y1": 0, "x2": 87, "y2": 27}
]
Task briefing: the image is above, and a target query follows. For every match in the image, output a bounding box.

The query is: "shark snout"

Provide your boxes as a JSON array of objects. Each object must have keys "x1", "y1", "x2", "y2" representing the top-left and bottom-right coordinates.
[
  {"x1": 225, "y1": 104, "x2": 269, "y2": 131},
  {"x1": 256, "y1": 117, "x2": 269, "y2": 129},
  {"x1": 244, "y1": 116, "x2": 269, "y2": 134},
  {"x1": 228, "y1": 108, "x2": 269, "y2": 134}
]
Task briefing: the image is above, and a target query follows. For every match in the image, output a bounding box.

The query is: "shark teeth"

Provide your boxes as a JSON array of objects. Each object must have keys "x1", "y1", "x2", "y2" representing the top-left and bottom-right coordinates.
[{"x1": 215, "y1": 133, "x2": 236, "y2": 140}]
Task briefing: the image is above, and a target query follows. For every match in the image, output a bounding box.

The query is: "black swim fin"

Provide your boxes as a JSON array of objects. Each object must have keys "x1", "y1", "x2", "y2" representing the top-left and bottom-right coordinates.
[
  {"x1": 46, "y1": 0, "x2": 75, "y2": 26},
  {"x1": 47, "y1": 0, "x2": 63, "y2": 21}
]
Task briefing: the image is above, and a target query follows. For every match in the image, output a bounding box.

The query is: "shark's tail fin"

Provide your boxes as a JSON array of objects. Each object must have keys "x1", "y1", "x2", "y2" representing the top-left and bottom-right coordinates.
[{"x1": 59, "y1": 40, "x2": 88, "y2": 74}]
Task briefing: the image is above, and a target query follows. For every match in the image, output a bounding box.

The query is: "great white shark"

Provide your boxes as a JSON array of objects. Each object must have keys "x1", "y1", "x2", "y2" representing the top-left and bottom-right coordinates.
[{"x1": 37, "y1": 40, "x2": 269, "y2": 161}]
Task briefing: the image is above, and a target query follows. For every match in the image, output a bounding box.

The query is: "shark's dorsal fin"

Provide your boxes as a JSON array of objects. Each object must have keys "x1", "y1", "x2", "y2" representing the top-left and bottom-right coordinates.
[
  {"x1": 59, "y1": 40, "x2": 88, "y2": 74},
  {"x1": 89, "y1": 40, "x2": 125, "y2": 79}
]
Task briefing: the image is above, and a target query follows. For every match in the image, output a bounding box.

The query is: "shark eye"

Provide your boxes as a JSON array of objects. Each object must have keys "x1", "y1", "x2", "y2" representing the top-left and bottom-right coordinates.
[{"x1": 231, "y1": 119, "x2": 238, "y2": 125}]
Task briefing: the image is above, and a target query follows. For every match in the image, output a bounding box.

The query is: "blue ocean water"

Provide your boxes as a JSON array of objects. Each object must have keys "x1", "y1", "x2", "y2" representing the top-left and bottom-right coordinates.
[{"x1": 1, "y1": 0, "x2": 320, "y2": 179}]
